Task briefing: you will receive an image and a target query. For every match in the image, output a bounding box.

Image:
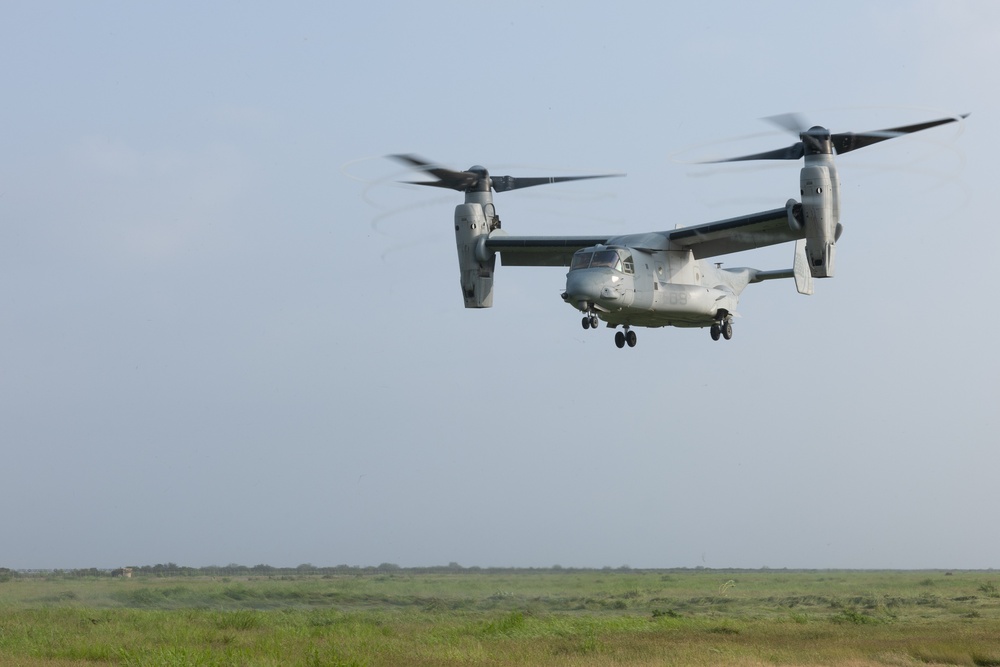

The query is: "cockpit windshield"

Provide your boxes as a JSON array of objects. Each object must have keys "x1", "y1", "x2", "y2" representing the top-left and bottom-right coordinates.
[
  {"x1": 570, "y1": 252, "x2": 593, "y2": 270},
  {"x1": 590, "y1": 250, "x2": 620, "y2": 270},
  {"x1": 570, "y1": 248, "x2": 634, "y2": 274}
]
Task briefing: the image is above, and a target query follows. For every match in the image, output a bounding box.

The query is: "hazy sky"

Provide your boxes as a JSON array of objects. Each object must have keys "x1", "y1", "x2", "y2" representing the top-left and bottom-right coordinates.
[{"x1": 2, "y1": 1, "x2": 996, "y2": 570}]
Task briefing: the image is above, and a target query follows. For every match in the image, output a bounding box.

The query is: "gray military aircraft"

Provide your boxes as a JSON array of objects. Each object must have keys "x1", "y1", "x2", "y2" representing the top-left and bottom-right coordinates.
[{"x1": 392, "y1": 114, "x2": 965, "y2": 348}]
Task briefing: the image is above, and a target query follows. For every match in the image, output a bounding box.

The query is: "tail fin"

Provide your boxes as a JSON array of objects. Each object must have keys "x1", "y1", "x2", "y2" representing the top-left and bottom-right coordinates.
[{"x1": 792, "y1": 238, "x2": 814, "y2": 295}]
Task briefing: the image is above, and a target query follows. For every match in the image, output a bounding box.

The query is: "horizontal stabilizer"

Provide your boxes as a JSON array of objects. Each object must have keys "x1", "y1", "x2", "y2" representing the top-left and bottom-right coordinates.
[{"x1": 749, "y1": 240, "x2": 814, "y2": 295}]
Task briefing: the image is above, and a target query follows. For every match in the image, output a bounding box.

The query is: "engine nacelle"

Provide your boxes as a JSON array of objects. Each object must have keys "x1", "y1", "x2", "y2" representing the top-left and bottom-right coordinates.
[
  {"x1": 454, "y1": 203, "x2": 496, "y2": 308},
  {"x1": 799, "y1": 164, "x2": 838, "y2": 278}
]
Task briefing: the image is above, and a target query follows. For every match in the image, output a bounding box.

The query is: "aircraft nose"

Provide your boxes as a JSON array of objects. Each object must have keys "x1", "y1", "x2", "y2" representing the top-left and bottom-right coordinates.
[{"x1": 564, "y1": 271, "x2": 607, "y2": 307}]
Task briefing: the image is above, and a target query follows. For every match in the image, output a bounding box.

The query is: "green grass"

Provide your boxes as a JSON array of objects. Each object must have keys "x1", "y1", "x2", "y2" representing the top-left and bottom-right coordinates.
[{"x1": 2, "y1": 569, "x2": 1000, "y2": 665}]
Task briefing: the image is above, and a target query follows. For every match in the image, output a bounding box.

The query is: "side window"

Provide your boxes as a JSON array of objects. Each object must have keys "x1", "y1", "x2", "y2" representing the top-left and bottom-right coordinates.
[{"x1": 622, "y1": 254, "x2": 634, "y2": 275}]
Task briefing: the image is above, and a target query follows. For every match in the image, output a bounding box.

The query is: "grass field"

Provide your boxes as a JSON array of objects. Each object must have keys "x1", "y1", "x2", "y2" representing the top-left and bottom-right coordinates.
[{"x1": 1, "y1": 569, "x2": 999, "y2": 666}]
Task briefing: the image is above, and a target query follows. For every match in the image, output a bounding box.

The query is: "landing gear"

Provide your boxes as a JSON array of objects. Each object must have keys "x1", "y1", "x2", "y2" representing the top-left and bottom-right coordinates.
[
  {"x1": 710, "y1": 317, "x2": 734, "y2": 342},
  {"x1": 614, "y1": 327, "x2": 637, "y2": 349},
  {"x1": 581, "y1": 313, "x2": 600, "y2": 330}
]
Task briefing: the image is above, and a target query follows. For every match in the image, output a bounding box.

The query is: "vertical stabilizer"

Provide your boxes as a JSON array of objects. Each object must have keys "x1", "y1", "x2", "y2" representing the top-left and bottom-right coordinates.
[{"x1": 792, "y1": 238, "x2": 814, "y2": 295}]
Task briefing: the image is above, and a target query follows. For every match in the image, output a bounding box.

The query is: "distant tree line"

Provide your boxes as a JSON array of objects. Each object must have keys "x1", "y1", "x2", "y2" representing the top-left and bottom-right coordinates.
[
  {"x1": 4, "y1": 565, "x2": 995, "y2": 581},
  {"x1": 3, "y1": 563, "x2": 653, "y2": 579}
]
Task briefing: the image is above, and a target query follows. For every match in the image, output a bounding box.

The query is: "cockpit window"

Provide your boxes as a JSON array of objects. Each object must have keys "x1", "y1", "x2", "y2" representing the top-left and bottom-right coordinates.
[
  {"x1": 571, "y1": 249, "x2": 632, "y2": 273},
  {"x1": 591, "y1": 250, "x2": 621, "y2": 272},
  {"x1": 570, "y1": 252, "x2": 593, "y2": 270}
]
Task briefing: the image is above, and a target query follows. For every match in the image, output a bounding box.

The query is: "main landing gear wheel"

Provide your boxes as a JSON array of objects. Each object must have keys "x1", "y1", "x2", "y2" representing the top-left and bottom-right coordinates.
[
  {"x1": 710, "y1": 320, "x2": 734, "y2": 341},
  {"x1": 614, "y1": 328, "x2": 637, "y2": 349}
]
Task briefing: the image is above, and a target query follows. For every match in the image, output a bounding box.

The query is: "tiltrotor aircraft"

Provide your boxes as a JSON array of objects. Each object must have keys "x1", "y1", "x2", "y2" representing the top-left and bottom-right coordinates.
[{"x1": 392, "y1": 114, "x2": 965, "y2": 348}]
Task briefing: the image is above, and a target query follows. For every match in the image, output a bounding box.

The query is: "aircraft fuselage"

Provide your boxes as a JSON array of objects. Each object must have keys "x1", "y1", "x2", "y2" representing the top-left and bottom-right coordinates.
[{"x1": 562, "y1": 244, "x2": 749, "y2": 328}]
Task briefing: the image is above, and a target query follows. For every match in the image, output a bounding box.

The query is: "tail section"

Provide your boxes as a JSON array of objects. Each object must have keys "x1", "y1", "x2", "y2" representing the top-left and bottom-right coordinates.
[
  {"x1": 749, "y1": 239, "x2": 813, "y2": 295},
  {"x1": 791, "y1": 238, "x2": 814, "y2": 295}
]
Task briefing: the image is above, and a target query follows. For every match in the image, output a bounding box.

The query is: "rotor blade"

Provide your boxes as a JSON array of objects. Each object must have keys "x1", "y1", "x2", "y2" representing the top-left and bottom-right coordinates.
[
  {"x1": 702, "y1": 142, "x2": 805, "y2": 164},
  {"x1": 389, "y1": 154, "x2": 478, "y2": 191},
  {"x1": 832, "y1": 114, "x2": 969, "y2": 154},
  {"x1": 704, "y1": 113, "x2": 968, "y2": 163},
  {"x1": 491, "y1": 173, "x2": 625, "y2": 193},
  {"x1": 763, "y1": 112, "x2": 809, "y2": 136},
  {"x1": 400, "y1": 179, "x2": 474, "y2": 190}
]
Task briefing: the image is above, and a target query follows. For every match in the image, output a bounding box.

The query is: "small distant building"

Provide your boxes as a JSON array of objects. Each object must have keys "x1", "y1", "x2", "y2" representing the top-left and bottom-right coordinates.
[{"x1": 111, "y1": 567, "x2": 134, "y2": 578}]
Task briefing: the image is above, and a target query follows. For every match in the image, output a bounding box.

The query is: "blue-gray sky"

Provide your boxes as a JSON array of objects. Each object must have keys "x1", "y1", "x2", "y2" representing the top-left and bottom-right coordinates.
[{"x1": 2, "y1": 1, "x2": 996, "y2": 570}]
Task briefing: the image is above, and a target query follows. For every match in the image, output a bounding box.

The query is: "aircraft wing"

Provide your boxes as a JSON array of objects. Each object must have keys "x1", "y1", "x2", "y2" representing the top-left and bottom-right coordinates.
[
  {"x1": 481, "y1": 203, "x2": 800, "y2": 266},
  {"x1": 484, "y1": 234, "x2": 612, "y2": 267},
  {"x1": 666, "y1": 205, "x2": 803, "y2": 259}
]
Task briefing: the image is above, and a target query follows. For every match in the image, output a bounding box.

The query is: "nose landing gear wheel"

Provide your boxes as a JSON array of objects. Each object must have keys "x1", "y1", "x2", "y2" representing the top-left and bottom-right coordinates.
[
  {"x1": 722, "y1": 321, "x2": 733, "y2": 340},
  {"x1": 582, "y1": 316, "x2": 591, "y2": 330},
  {"x1": 590, "y1": 314, "x2": 599, "y2": 329},
  {"x1": 710, "y1": 323, "x2": 721, "y2": 341}
]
